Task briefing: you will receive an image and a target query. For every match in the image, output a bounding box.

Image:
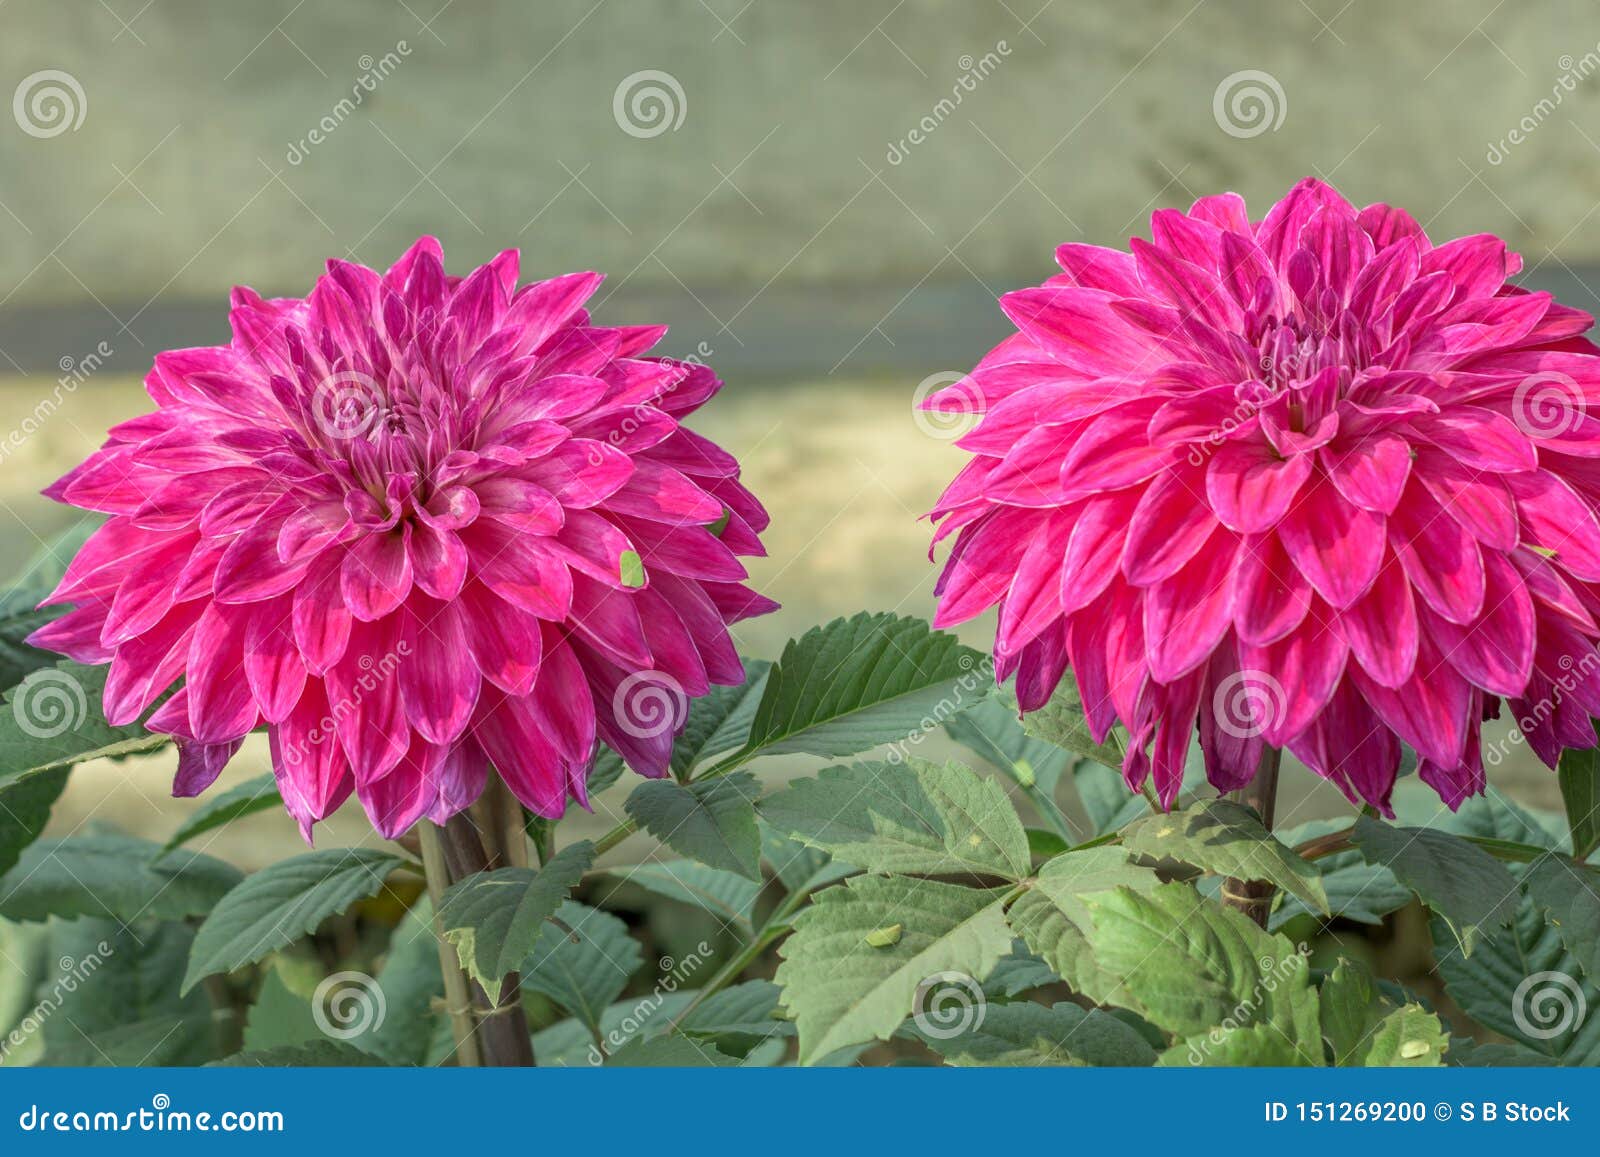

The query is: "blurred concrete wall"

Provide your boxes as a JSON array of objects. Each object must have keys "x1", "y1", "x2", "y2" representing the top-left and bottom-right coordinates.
[{"x1": 3, "y1": 0, "x2": 1600, "y2": 320}]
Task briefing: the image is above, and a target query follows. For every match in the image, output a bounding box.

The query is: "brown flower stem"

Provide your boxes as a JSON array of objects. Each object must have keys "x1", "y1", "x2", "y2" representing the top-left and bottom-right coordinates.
[
  {"x1": 420, "y1": 795, "x2": 537, "y2": 1067},
  {"x1": 1222, "y1": 745, "x2": 1282, "y2": 929}
]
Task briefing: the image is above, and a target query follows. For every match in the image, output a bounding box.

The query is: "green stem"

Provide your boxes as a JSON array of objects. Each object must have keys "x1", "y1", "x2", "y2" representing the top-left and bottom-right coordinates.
[
  {"x1": 418, "y1": 822, "x2": 482, "y2": 1068},
  {"x1": 1222, "y1": 745, "x2": 1283, "y2": 928}
]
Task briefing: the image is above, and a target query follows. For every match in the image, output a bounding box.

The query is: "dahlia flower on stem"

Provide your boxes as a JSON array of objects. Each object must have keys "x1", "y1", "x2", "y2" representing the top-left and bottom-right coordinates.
[
  {"x1": 928, "y1": 176, "x2": 1600, "y2": 822},
  {"x1": 32, "y1": 237, "x2": 775, "y2": 1064}
]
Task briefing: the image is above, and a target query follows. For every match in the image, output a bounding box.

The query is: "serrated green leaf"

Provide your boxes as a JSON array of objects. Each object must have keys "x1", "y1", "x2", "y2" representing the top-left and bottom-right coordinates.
[
  {"x1": 1432, "y1": 893, "x2": 1600, "y2": 1064},
  {"x1": 678, "y1": 979, "x2": 794, "y2": 1053},
  {"x1": 531, "y1": 992, "x2": 697, "y2": 1066},
  {"x1": 759, "y1": 759, "x2": 1031, "y2": 881},
  {"x1": 0, "y1": 520, "x2": 98, "y2": 692},
  {"x1": 1073, "y1": 762, "x2": 1148, "y2": 836},
  {"x1": 1081, "y1": 882, "x2": 1321, "y2": 1062},
  {"x1": 731, "y1": 613, "x2": 986, "y2": 763},
  {"x1": 1005, "y1": 846, "x2": 1158, "y2": 1005},
  {"x1": 1523, "y1": 853, "x2": 1600, "y2": 981},
  {"x1": 1558, "y1": 733, "x2": 1600, "y2": 860},
  {"x1": 438, "y1": 840, "x2": 592, "y2": 1004},
  {"x1": 776, "y1": 874, "x2": 1014, "y2": 1063},
  {"x1": 1359, "y1": 1005, "x2": 1448, "y2": 1066},
  {"x1": 626, "y1": 773, "x2": 761, "y2": 879},
  {"x1": 760, "y1": 824, "x2": 855, "y2": 895},
  {"x1": 1160, "y1": 1022, "x2": 1309, "y2": 1067},
  {"x1": 1351, "y1": 816, "x2": 1519, "y2": 956},
  {"x1": 183, "y1": 848, "x2": 402, "y2": 993},
  {"x1": 605, "y1": 1035, "x2": 739, "y2": 1066},
  {"x1": 0, "y1": 662, "x2": 171, "y2": 791},
  {"x1": 0, "y1": 766, "x2": 67, "y2": 878},
  {"x1": 608, "y1": 859, "x2": 761, "y2": 936},
  {"x1": 982, "y1": 943, "x2": 1057, "y2": 999},
  {"x1": 0, "y1": 834, "x2": 242, "y2": 925},
  {"x1": 944, "y1": 693, "x2": 1074, "y2": 798},
  {"x1": 1318, "y1": 958, "x2": 1382, "y2": 1065},
  {"x1": 906, "y1": 999, "x2": 1156, "y2": 1066},
  {"x1": 1019, "y1": 676, "x2": 1125, "y2": 770},
  {"x1": 161, "y1": 773, "x2": 282, "y2": 854},
  {"x1": 522, "y1": 900, "x2": 645, "y2": 1038},
  {"x1": 1275, "y1": 819, "x2": 1412, "y2": 930},
  {"x1": 670, "y1": 660, "x2": 771, "y2": 779},
  {"x1": 1124, "y1": 799, "x2": 1328, "y2": 915}
]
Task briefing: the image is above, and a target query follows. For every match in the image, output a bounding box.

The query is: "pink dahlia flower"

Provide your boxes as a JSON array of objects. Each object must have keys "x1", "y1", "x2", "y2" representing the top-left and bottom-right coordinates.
[
  {"x1": 33, "y1": 237, "x2": 775, "y2": 838},
  {"x1": 929, "y1": 177, "x2": 1600, "y2": 814}
]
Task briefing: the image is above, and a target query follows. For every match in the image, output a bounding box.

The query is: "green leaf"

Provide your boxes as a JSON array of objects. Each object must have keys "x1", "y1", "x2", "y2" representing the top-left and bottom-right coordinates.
[
  {"x1": 363, "y1": 899, "x2": 446, "y2": 1066},
  {"x1": 905, "y1": 999, "x2": 1156, "y2": 1066},
  {"x1": 761, "y1": 824, "x2": 855, "y2": 895},
  {"x1": 438, "y1": 840, "x2": 592, "y2": 1003},
  {"x1": 1081, "y1": 882, "x2": 1321, "y2": 1062},
  {"x1": 38, "y1": 918, "x2": 216, "y2": 1067},
  {"x1": 531, "y1": 992, "x2": 696, "y2": 1065},
  {"x1": 585, "y1": 745, "x2": 628, "y2": 796},
  {"x1": 0, "y1": 766, "x2": 67, "y2": 878},
  {"x1": 982, "y1": 943, "x2": 1057, "y2": 999},
  {"x1": 1160, "y1": 1023, "x2": 1310, "y2": 1067},
  {"x1": 1124, "y1": 799, "x2": 1328, "y2": 916},
  {"x1": 210, "y1": 1041, "x2": 391, "y2": 1067},
  {"x1": 608, "y1": 860, "x2": 760, "y2": 936},
  {"x1": 626, "y1": 773, "x2": 761, "y2": 879},
  {"x1": 161, "y1": 773, "x2": 282, "y2": 854},
  {"x1": 775, "y1": 874, "x2": 1014, "y2": 1063},
  {"x1": 605, "y1": 1035, "x2": 739, "y2": 1066},
  {"x1": 1318, "y1": 958, "x2": 1383, "y2": 1065},
  {"x1": 678, "y1": 979, "x2": 794, "y2": 1053},
  {"x1": 183, "y1": 848, "x2": 402, "y2": 993},
  {"x1": 670, "y1": 659, "x2": 771, "y2": 779},
  {"x1": 1359, "y1": 1005, "x2": 1449, "y2": 1066},
  {"x1": 1350, "y1": 816, "x2": 1519, "y2": 956},
  {"x1": 759, "y1": 759, "x2": 1031, "y2": 881},
  {"x1": 730, "y1": 613, "x2": 986, "y2": 763},
  {"x1": 522, "y1": 899, "x2": 644, "y2": 1038},
  {"x1": 1073, "y1": 762, "x2": 1148, "y2": 836},
  {"x1": 1432, "y1": 893, "x2": 1600, "y2": 1064},
  {"x1": 0, "y1": 520, "x2": 97, "y2": 692},
  {"x1": 0, "y1": 662, "x2": 171, "y2": 791},
  {"x1": 1004, "y1": 846, "x2": 1159, "y2": 1004},
  {"x1": 0, "y1": 834, "x2": 242, "y2": 925},
  {"x1": 945, "y1": 691, "x2": 1078, "y2": 841},
  {"x1": 1558, "y1": 735, "x2": 1600, "y2": 861},
  {"x1": 1276, "y1": 819, "x2": 1411, "y2": 930},
  {"x1": 1019, "y1": 675, "x2": 1125, "y2": 770},
  {"x1": 1524, "y1": 853, "x2": 1600, "y2": 980}
]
